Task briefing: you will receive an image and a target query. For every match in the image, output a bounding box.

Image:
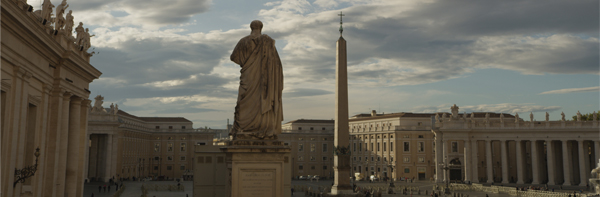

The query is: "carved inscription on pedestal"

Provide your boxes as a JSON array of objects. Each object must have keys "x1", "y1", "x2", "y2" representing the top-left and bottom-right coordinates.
[{"x1": 239, "y1": 169, "x2": 275, "y2": 197}]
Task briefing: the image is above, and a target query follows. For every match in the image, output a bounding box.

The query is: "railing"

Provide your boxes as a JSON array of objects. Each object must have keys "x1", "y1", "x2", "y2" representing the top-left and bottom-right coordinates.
[{"x1": 447, "y1": 183, "x2": 590, "y2": 197}]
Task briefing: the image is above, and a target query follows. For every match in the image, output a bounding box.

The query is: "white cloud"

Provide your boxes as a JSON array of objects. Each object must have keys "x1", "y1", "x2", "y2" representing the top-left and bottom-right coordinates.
[{"x1": 539, "y1": 86, "x2": 600, "y2": 95}]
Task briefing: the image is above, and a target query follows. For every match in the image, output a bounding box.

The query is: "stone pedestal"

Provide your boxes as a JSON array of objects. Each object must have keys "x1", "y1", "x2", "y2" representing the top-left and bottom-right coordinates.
[{"x1": 221, "y1": 141, "x2": 291, "y2": 197}]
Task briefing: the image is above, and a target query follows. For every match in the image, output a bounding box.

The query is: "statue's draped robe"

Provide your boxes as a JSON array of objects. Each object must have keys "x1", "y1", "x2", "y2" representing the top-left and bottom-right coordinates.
[{"x1": 230, "y1": 34, "x2": 283, "y2": 137}]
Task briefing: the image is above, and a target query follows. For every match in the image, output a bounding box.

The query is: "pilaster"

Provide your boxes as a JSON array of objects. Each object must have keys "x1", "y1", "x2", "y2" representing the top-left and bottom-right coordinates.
[
  {"x1": 464, "y1": 139, "x2": 471, "y2": 182},
  {"x1": 471, "y1": 140, "x2": 479, "y2": 183},
  {"x1": 55, "y1": 92, "x2": 72, "y2": 197}
]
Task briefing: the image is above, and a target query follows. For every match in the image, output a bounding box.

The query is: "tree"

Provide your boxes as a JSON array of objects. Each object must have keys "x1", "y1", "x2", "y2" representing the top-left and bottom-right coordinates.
[{"x1": 572, "y1": 111, "x2": 600, "y2": 121}]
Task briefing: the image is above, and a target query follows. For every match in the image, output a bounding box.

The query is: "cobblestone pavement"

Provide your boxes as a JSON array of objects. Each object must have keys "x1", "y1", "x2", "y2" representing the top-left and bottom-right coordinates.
[
  {"x1": 290, "y1": 180, "x2": 592, "y2": 197},
  {"x1": 84, "y1": 179, "x2": 593, "y2": 197}
]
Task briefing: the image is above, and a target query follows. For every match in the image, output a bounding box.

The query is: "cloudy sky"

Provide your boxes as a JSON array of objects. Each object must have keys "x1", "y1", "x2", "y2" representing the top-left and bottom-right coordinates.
[{"x1": 40, "y1": 0, "x2": 599, "y2": 128}]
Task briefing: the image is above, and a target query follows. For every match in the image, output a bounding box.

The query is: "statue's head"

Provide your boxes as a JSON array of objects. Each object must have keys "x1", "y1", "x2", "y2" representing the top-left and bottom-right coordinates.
[
  {"x1": 68, "y1": 10, "x2": 72, "y2": 14},
  {"x1": 250, "y1": 20, "x2": 263, "y2": 31},
  {"x1": 85, "y1": 28, "x2": 89, "y2": 32}
]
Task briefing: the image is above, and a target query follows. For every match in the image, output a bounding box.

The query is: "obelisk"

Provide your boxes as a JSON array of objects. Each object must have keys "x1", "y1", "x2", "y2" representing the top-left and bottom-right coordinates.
[{"x1": 331, "y1": 11, "x2": 353, "y2": 195}]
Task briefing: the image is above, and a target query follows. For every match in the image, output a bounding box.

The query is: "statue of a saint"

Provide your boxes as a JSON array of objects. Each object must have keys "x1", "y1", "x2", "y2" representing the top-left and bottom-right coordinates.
[
  {"x1": 484, "y1": 113, "x2": 489, "y2": 123},
  {"x1": 82, "y1": 28, "x2": 93, "y2": 51},
  {"x1": 545, "y1": 112, "x2": 549, "y2": 122},
  {"x1": 515, "y1": 112, "x2": 519, "y2": 123},
  {"x1": 114, "y1": 104, "x2": 119, "y2": 115},
  {"x1": 230, "y1": 20, "x2": 283, "y2": 139},
  {"x1": 65, "y1": 10, "x2": 74, "y2": 38},
  {"x1": 41, "y1": 0, "x2": 54, "y2": 25},
  {"x1": 530, "y1": 112, "x2": 534, "y2": 122},
  {"x1": 75, "y1": 22, "x2": 85, "y2": 46},
  {"x1": 470, "y1": 112, "x2": 475, "y2": 122},
  {"x1": 577, "y1": 111, "x2": 582, "y2": 121},
  {"x1": 499, "y1": 113, "x2": 504, "y2": 123},
  {"x1": 450, "y1": 104, "x2": 459, "y2": 119},
  {"x1": 55, "y1": 0, "x2": 69, "y2": 30},
  {"x1": 109, "y1": 103, "x2": 115, "y2": 113},
  {"x1": 434, "y1": 113, "x2": 440, "y2": 123},
  {"x1": 561, "y1": 112, "x2": 565, "y2": 121},
  {"x1": 91, "y1": 95, "x2": 107, "y2": 113}
]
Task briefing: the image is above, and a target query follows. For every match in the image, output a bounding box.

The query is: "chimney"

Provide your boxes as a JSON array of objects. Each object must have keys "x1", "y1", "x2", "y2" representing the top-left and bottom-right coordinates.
[{"x1": 371, "y1": 110, "x2": 377, "y2": 117}]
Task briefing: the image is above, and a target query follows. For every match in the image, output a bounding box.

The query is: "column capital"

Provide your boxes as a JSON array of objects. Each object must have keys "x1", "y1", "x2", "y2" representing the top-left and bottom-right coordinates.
[
  {"x1": 63, "y1": 91, "x2": 73, "y2": 100},
  {"x1": 70, "y1": 96, "x2": 83, "y2": 104}
]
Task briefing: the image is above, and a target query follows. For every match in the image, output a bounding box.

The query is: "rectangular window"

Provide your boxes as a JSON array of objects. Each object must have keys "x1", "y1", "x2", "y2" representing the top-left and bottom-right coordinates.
[
  {"x1": 390, "y1": 142, "x2": 393, "y2": 152},
  {"x1": 167, "y1": 156, "x2": 173, "y2": 161},
  {"x1": 154, "y1": 166, "x2": 158, "y2": 170},
  {"x1": 299, "y1": 165, "x2": 303, "y2": 170},
  {"x1": 404, "y1": 168, "x2": 410, "y2": 173},
  {"x1": 383, "y1": 142, "x2": 387, "y2": 151},
  {"x1": 155, "y1": 126, "x2": 160, "y2": 129},
  {"x1": 403, "y1": 142, "x2": 410, "y2": 152},
  {"x1": 155, "y1": 157, "x2": 159, "y2": 161},
  {"x1": 323, "y1": 156, "x2": 327, "y2": 161},
  {"x1": 299, "y1": 143, "x2": 304, "y2": 152},
  {"x1": 451, "y1": 141, "x2": 458, "y2": 153},
  {"x1": 377, "y1": 142, "x2": 380, "y2": 151},
  {"x1": 180, "y1": 143, "x2": 187, "y2": 152},
  {"x1": 418, "y1": 135, "x2": 424, "y2": 138},
  {"x1": 353, "y1": 143, "x2": 356, "y2": 152},
  {"x1": 298, "y1": 127, "x2": 302, "y2": 130},
  {"x1": 298, "y1": 156, "x2": 304, "y2": 161},
  {"x1": 311, "y1": 166, "x2": 315, "y2": 170},
  {"x1": 358, "y1": 157, "x2": 361, "y2": 161},
  {"x1": 167, "y1": 166, "x2": 172, "y2": 170},
  {"x1": 418, "y1": 157, "x2": 425, "y2": 163},
  {"x1": 403, "y1": 135, "x2": 410, "y2": 138},
  {"x1": 154, "y1": 143, "x2": 160, "y2": 152},
  {"x1": 298, "y1": 137, "x2": 303, "y2": 141},
  {"x1": 323, "y1": 166, "x2": 328, "y2": 170},
  {"x1": 197, "y1": 142, "x2": 206, "y2": 145},
  {"x1": 371, "y1": 157, "x2": 374, "y2": 161},
  {"x1": 322, "y1": 144, "x2": 328, "y2": 152},
  {"x1": 370, "y1": 143, "x2": 373, "y2": 151},
  {"x1": 391, "y1": 157, "x2": 394, "y2": 162},
  {"x1": 180, "y1": 165, "x2": 186, "y2": 170},
  {"x1": 168, "y1": 143, "x2": 173, "y2": 152},
  {"x1": 181, "y1": 156, "x2": 186, "y2": 161},
  {"x1": 169, "y1": 126, "x2": 173, "y2": 129},
  {"x1": 418, "y1": 142, "x2": 424, "y2": 152},
  {"x1": 365, "y1": 143, "x2": 368, "y2": 151},
  {"x1": 310, "y1": 144, "x2": 316, "y2": 152},
  {"x1": 310, "y1": 156, "x2": 316, "y2": 161},
  {"x1": 359, "y1": 143, "x2": 362, "y2": 152},
  {"x1": 182, "y1": 126, "x2": 186, "y2": 129},
  {"x1": 403, "y1": 157, "x2": 409, "y2": 163}
]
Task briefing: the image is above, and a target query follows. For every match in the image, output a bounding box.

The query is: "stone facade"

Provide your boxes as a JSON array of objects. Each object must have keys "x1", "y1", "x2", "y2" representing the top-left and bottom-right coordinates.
[
  {"x1": 280, "y1": 119, "x2": 335, "y2": 179},
  {"x1": 86, "y1": 97, "x2": 215, "y2": 182},
  {"x1": 433, "y1": 105, "x2": 599, "y2": 187},
  {"x1": 1, "y1": 0, "x2": 101, "y2": 196}
]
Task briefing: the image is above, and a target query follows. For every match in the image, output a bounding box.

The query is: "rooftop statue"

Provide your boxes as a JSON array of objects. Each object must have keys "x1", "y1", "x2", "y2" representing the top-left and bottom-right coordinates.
[
  {"x1": 561, "y1": 111, "x2": 565, "y2": 121},
  {"x1": 91, "y1": 95, "x2": 107, "y2": 113},
  {"x1": 55, "y1": 0, "x2": 69, "y2": 30},
  {"x1": 75, "y1": 22, "x2": 85, "y2": 46},
  {"x1": 41, "y1": 0, "x2": 54, "y2": 25},
  {"x1": 65, "y1": 10, "x2": 74, "y2": 38},
  {"x1": 230, "y1": 20, "x2": 283, "y2": 140},
  {"x1": 515, "y1": 112, "x2": 519, "y2": 123},
  {"x1": 545, "y1": 112, "x2": 549, "y2": 122},
  {"x1": 577, "y1": 111, "x2": 582, "y2": 121},
  {"x1": 499, "y1": 113, "x2": 504, "y2": 123},
  {"x1": 530, "y1": 112, "x2": 534, "y2": 122}
]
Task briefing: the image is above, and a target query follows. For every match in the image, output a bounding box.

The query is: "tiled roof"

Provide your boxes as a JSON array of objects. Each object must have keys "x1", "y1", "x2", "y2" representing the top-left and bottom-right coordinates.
[{"x1": 116, "y1": 110, "x2": 191, "y2": 122}]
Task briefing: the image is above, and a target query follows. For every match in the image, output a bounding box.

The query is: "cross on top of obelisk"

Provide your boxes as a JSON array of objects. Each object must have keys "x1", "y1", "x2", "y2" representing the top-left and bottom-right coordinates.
[{"x1": 338, "y1": 11, "x2": 345, "y2": 36}]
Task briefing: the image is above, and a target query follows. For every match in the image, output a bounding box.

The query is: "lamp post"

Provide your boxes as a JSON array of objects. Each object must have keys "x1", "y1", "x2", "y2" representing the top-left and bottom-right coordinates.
[
  {"x1": 387, "y1": 164, "x2": 395, "y2": 188},
  {"x1": 14, "y1": 148, "x2": 40, "y2": 187},
  {"x1": 438, "y1": 161, "x2": 451, "y2": 194}
]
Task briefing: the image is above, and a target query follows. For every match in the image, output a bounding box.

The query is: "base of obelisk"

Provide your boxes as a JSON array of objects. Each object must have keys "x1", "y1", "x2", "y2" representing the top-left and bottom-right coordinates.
[{"x1": 221, "y1": 142, "x2": 291, "y2": 197}]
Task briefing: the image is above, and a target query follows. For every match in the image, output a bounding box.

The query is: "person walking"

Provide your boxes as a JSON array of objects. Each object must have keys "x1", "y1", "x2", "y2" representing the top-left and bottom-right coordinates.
[
  {"x1": 98, "y1": 185, "x2": 101, "y2": 193},
  {"x1": 103, "y1": 185, "x2": 106, "y2": 192},
  {"x1": 108, "y1": 185, "x2": 111, "y2": 192}
]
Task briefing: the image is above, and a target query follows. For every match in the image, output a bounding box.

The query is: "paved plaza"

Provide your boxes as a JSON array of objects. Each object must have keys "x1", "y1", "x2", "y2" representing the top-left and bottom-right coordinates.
[{"x1": 83, "y1": 179, "x2": 592, "y2": 197}]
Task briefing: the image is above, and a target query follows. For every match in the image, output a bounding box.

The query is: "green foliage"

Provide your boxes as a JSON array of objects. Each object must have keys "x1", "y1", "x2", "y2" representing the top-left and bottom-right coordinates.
[{"x1": 572, "y1": 111, "x2": 600, "y2": 121}]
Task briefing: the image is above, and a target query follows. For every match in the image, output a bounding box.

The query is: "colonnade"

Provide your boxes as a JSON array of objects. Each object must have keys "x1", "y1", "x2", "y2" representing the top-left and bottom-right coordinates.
[{"x1": 436, "y1": 137, "x2": 598, "y2": 186}]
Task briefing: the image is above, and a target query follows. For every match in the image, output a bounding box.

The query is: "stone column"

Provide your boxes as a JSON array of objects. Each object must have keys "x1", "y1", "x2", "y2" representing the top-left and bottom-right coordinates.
[
  {"x1": 531, "y1": 140, "x2": 540, "y2": 184},
  {"x1": 443, "y1": 140, "x2": 449, "y2": 182},
  {"x1": 486, "y1": 140, "x2": 493, "y2": 183},
  {"x1": 464, "y1": 139, "x2": 471, "y2": 182},
  {"x1": 471, "y1": 140, "x2": 479, "y2": 183},
  {"x1": 501, "y1": 140, "x2": 509, "y2": 184},
  {"x1": 65, "y1": 97, "x2": 82, "y2": 196},
  {"x1": 105, "y1": 134, "x2": 113, "y2": 182},
  {"x1": 40, "y1": 88, "x2": 65, "y2": 195},
  {"x1": 435, "y1": 134, "x2": 443, "y2": 183},
  {"x1": 55, "y1": 92, "x2": 72, "y2": 197},
  {"x1": 516, "y1": 140, "x2": 524, "y2": 184},
  {"x1": 546, "y1": 140, "x2": 555, "y2": 185},
  {"x1": 562, "y1": 140, "x2": 572, "y2": 186},
  {"x1": 578, "y1": 140, "x2": 588, "y2": 186}
]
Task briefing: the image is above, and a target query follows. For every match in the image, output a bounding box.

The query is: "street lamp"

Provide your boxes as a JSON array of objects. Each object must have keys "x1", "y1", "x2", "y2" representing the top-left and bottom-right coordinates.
[
  {"x1": 438, "y1": 161, "x2": 451, "y2": 194},
  {"x1": 14, "y1": 148, "x2": 40, "y2": 187},
  {"x1": 387, "y1": 164, "x2": 395, "y2": 188}
]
